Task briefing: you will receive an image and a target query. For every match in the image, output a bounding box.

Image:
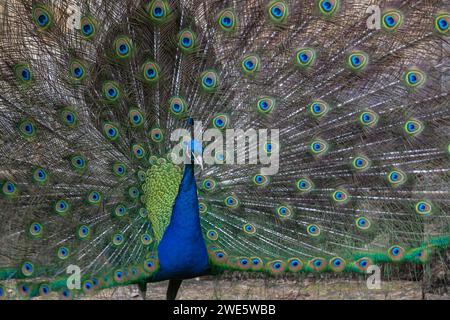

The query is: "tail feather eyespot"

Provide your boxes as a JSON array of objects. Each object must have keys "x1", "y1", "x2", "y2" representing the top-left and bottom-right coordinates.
[
  {"x1": 241, "y1": 55, "x2": 261, "y2": 75},
  {"x1": 268, "y1": 1, "x2": 289, "y2": 24},
  {"x1": 296, "y1": 48, "x2": 316, "y2": 68},
  {"x1": 382, "y1": 10, "x2": 404, "y2": 31},
  {"x1": 317, "y1": 0, "x2": 340, "y2": 16},
  {"x1": 200, "y1": 70, "x2": 219, "y2": 92},
  {"x1": 434, "y1": 14, "x2": 449, "y2": 34},
  {"x1": 329, "y1": 257, "x2": 346, "y2": 272},
  {"x1": 287, "y1": 258, "x2": 303, "y2": 272},
  {"x1": 218, "y1": 9, "x2": 237, "y2": 31},
  {"x1": 80, "y1": 16, "x2": 98, "y2": 39},
  {"x1": 354, "y1": 257, "x2": 373, "y2": 272},
  {"x1": 388, "y1": 245, "x2": 405, "y2": 261},
  {"x1": 32, "y1": 5, "x2": 53, "y2": 30},
  {"x1": 147, "y1": 0, "x2": 171, "y2": 23},
  {"x1": 178, "y1": 29, "x2": 197, "y2": 53},
  {"x1": 308, "y1": 257, "x2": 327, "y2": 272},
  {"x1": 267, "y1": 260, "x2": 286, "y2": 275}
]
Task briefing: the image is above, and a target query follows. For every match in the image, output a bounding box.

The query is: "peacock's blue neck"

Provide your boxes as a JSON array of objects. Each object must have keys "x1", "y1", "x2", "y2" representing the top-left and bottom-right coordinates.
[{"x1": 154, "y1": 164, "x2": 210, "y2": 281}]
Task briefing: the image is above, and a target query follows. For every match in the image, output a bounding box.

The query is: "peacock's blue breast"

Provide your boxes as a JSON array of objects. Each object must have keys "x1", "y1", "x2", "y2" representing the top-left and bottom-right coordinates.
[{"x1": 154, "y1": 164, "x2": 210, "y2": 281}]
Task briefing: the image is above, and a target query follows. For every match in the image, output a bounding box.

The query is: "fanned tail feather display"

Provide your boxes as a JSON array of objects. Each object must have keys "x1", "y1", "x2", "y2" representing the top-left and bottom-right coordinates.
[{"x1": 0, "y1": 0, "x2": 449, "y2": 299}]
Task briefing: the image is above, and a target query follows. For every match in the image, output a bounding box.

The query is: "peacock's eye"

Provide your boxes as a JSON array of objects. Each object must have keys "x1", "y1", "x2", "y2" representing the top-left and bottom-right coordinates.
[
  {"x1": 382, "y1": 10, "x2": 403, "y2": 31},
  {"x1": 435, "y1": 14, "x2": 450, "y2": 34},
  {"x1": 268, "y1": 1, "x2": 289, "y2": 24},
  {"x1": 200, "y1": 70, "x2": 219, "y2": 92},
  {"x1": 318, "y1": 0, "x2": 339, "y2": 15},
  {"x1": 218, "y1": 9, "x2": 237, "y2": 31},
  {"x1": 32, "y1": 5, "x2": 53, "y2": 30},
  {"x1": 241, "y1": 55, "x2": 261, "y2": 75},
  {"x1": 178, "y1": 29, "x2": 196, "y2": 53},
  {"x1": 347, "y1": 51, "x2": 369, "y2": 71}
]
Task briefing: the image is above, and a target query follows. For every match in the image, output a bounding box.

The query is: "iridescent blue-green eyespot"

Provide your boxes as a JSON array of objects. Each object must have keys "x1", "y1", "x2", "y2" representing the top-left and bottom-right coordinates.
[
  {"x1": 147, "y1": 0, "x2": 171, "y2": 24},
  {"x1": 80, "y1": 16, "x2": 98, "y2": 39},
  {"x1": 129, "y1": 109, "x2": 144, "y2": 127},
  {"x1": 87, "y1": 190, "x2": 102, "y2": 205},
  {"x1": 218, "y1": 9, "x2": 237, "y2": 31},
  {"x1": 308, "y1": 100, "x2": 329, "y2": 118},
  {"x1": 359, "y1": 110, "x2": 379, "y2": 127},
  {"x1": 225, "y1": 195, "x2": 239, "y2": 208},
  {"x1": 332, "y1": 189, "x2": 349, "y2": 204},
  {"x1": 382, "y1": 10, "x2": 403, "y2": 31},
  {"x1": 241, "y1": 55, "x2": 261, "y2": 75},
  {"x1": 267, "y1": 1, "x2": 289, "y2": 24},
  {"x1": 355, "y1": 217, "x2": 371, "y2": 230},
  {"x1": 307, "y1": 224, "x2": 321, "y2": 237},
  {"x1": 415, "y1": 200, "x2": 433, "y2": 216},
  {"x1": 102, "y1": 81, "x2": 121, "y2": 102},
  {"x1": 149, "y1": 128, "x2": 164, "y2": 143},
  {"x1": 243, "y1": 223, "x2": 256, "y2": 235},
  {"x1": 18, "y1": 119, "x2": 37, "y2": 140},
  {"x1": 200, "y1": 70, "x2": 219, "y2": 92},
  {"x1": 202, "y1": 178, "x2": 217, "y2": 191},
  {"x1": 207, "y1": 229, "x2": 219, "y2": 240},
  {"x1": 55, "y1": 199, "x2": 70, "y2": 215},
  {"x1": 178, "y1": 29, "x2": 197, "y2": 53},
  {"x1": 78, "y1": 225, "x2": 91, "y2": 239},
  {"x1": 1, "y1": 181, "x2": 18, "y2": 197},
  {"x1": 60, "y1": 108, "x2": 78, "y2": 127},
  {"x1": 114, "y1": 36, "x2": 133, "y2": 59},
  {"x1": 402, "y1": 68, "x2": 426, "y2": 88},
  {"x1": 14, "y1": 63, "x2": 32, "y2": 83},
  {"x1": 310, "y1": 138, "x2": 329, "y2": 156},
  {"x1": 141, "y1": 61, "x2": 160, "y2": 84},
  {"x1": 347, "y1": 51, "x2": 369, "y2": 72},
  {"x1": 103, "y1": 123, "x2": 120, "y2": 141},
  {"x1": 276, "y1": 205, "x2": 292, "y2": 219},
  {"x1": 387, "y1": 169, "x2": 407, "y2": 187},
  {"x1": 404, "y1": 119, "x2": 424, "y2": 136},
  {"x1": 253, "y1": 174, "x2": 269, "y2": 187},
  {"x1": 257, "y1": 97, "x2": 276, "y2": 114},
  {"x1": 69, "y1": 60, "x2": 87, "y2": 81},
  {"x1": 296, "y1": 177, "x2": 314, "y2": 192},
  {"x1": 32, "y1": 5, "x2": 53, "y2": 31},
  {"x1": 351, "y1": 155, "x2": 371, "y2": 172},
  {"x1": 317, "y1": 0, "x2": 339, "y2": 16},
  {"x1": 29, "y1": 222, "x2": 43, "y2": 237},
  {"x1": 70, "y1": 154, "x2": 87, "y2": 171},
  {"x1": 113, "y1": 162, "x2": 126, "y2": 177},
  {"x1": 296, "y1": 48, "x2": 316, "y2": 68},
  {"x1": 434, "y1": 13, "x2": 449, "y2": 35},
  {"x1": 132, "y1": 144, "x2": 146, "y2": 159},
  {"x1": 33, "y1": 167, "x2": 48, "y2": 185},
  {"x1": 212, "y1": 114, "x2": 229, "y2": 130},
  {"x1": 169, "y1": 96, "x2": 188, "y2": 117}
]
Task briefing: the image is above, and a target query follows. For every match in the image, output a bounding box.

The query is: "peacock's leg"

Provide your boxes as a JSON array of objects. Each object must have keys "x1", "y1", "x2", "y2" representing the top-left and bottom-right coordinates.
[
  {"x1": 166, "y1": 279, "x2": 183, "y2": 300},
  {"x1": 138, "y1": 281, "x2": 148, "y2": 300}
]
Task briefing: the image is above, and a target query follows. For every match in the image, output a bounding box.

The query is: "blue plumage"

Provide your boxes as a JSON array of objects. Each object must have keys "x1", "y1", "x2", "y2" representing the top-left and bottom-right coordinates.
[{"x1": 155, "y1": 164, "x2": 209, "y2": 281}]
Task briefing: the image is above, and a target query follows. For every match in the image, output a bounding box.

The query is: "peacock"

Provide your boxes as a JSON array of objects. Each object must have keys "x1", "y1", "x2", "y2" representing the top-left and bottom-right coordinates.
[{"x1": 0, "y1": 0, "x2": 449, "y2": 300}]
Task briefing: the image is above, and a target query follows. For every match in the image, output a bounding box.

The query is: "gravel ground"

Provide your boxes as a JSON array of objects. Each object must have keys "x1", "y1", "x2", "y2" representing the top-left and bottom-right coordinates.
[
  {"x1": 84, "y1": 276, "x2": 449, "y2": 300},
  {"x1": 2, "y1": 273, "x2": 448, "y2": 300}
]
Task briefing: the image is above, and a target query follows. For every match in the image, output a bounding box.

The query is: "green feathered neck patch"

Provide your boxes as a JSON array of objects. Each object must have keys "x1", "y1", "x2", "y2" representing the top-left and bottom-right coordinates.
[{"x1": 142, "y1": 159, "x2": 183, "y2": 243}]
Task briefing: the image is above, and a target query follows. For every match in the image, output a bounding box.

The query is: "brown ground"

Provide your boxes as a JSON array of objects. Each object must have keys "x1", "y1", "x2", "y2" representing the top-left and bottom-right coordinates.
[
  {"x1": 3, "y1": 270, "x2": 448, "y2": 300},
  {"x1": 2, "y1": 278, "x2": 448, "y2": 300},
  {"x1": 85, "y1": 275, "x2": 449, "y2": 300}
]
